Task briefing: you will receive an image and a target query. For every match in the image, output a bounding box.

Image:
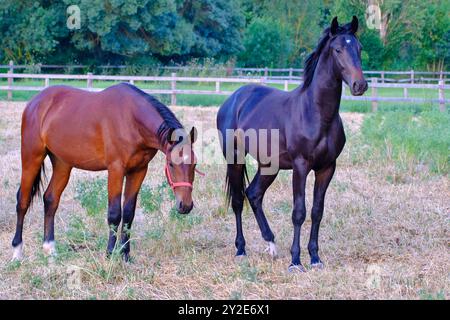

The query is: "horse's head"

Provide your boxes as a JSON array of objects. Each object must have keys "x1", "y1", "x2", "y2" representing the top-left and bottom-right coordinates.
[
  {"x1": 165, "y1": 127, "x2": 198, "y2": 214},
  {"x1": 328, "y1": 16, "x2": 368, "y2": 96}
]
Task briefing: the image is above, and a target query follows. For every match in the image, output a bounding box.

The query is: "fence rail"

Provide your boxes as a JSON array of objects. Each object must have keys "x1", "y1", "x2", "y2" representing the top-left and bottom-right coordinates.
[
  {"x1": 0, "y1": 72, "x2": 448, "y2": 112},
  {"x1": 0, "y1": 61, "x2": 448, "y2": 84}
]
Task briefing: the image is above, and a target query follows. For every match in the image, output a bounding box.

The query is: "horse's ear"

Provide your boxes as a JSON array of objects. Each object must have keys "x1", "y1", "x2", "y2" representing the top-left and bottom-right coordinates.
[
  {"x1": 350, "y1": 15, "x2": 359, "y2": 34},
  {"x1": 189, "y1": 126, "x2": 198, "y2": 144},
  {"x1": 167, "y1": 128, "x2": 177, "y2": 143},
  {"x1": 330, "y1": 17, "x2": 339, "y2": 36}
]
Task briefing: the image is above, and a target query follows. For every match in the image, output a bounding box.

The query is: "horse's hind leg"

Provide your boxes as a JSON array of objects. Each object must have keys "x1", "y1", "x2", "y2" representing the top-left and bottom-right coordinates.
[
  {"x1": 245, "y1": 167, "x2": 278, "y2": 258},
  {"x1": 227, "y1": 164, "x2": 247, "y2": 256},
  {"x1": 42, "y1": 155, "x2": 72, "y2": 256},
  {"x1": 120, "y1": 166, "x2": 148, "y2": 262},
  {"x1": 12, "y1": 145, "x2": 47, "y2": 260}
]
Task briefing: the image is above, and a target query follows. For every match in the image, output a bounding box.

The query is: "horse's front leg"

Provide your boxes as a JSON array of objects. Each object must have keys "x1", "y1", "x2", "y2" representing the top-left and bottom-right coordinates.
[
  {"x1": 106, "y1": 164, "x2": 125, "y2": 257},
  {"x1": 120, "y1": 166, "x2": 148, "y2": 262},
  {"x1": 289, "y1": 157, "x2": 310, "y2": 272},
  {"x1": 308, "y1": 162, "x2": 336, "y2": 268}
]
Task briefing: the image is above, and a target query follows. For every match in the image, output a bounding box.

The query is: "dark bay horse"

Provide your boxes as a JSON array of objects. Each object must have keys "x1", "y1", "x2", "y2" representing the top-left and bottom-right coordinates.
[
  {"x1": 217, "y1": 16, "x2": 368, "y2": 271},
  {"x1": 12, "y1": 83, "x2": 198, "y2": 261}
]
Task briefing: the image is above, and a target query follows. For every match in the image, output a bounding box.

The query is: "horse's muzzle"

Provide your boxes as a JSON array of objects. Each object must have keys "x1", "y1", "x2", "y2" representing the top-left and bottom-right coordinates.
[
  {"x1": 177, "y1": 202, "x2": 194, "y2": 214},
  {"x1": 351, "y1": 79, "x2": 368, "y2": 96}
]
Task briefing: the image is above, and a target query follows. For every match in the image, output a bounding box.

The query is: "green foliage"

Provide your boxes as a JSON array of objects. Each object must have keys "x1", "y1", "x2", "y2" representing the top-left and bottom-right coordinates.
[
  {"x1": 0, "y1": 0, "x2": 244, "y2": 65},
  {"x1": 0, "y1": 1, "x2": 448, "y2": 71},
  {"x1": 75, "y1": 178, "x2": 108, "y2": 216},
  {"x1": 361, "y1": 110, "x2": 450, "y2": 174},
  {"x1": 331, "y1": 0, "x2": 449, "y2": 70},
  {"x1": 238, "y1": 17, "x2": 292, "y2": 68},
  {"x1": 140, "y1": 181, "x2": 174, "y2": 214}
]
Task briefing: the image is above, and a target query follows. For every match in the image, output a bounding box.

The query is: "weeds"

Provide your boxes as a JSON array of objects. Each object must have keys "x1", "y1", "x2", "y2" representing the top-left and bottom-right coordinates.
[{"x1": 75, "y1": 178, "x2": 108, "y2": 216}]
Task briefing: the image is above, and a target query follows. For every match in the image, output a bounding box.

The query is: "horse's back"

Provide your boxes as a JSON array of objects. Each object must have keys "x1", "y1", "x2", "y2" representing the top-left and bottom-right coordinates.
[
  {"x1": 22, "y1": 84, "x2": 146, "y2": 170},
  {"x1": 217, "y1": 84, "x2": 292, "y2": 163},
  {"x1": 217, "y1": 84, "x2": 288, "y2": 132}
]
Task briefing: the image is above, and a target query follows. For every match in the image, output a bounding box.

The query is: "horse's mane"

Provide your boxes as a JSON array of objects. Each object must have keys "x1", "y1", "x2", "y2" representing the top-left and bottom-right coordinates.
[
  {"x1": 301, "y1": 22, "x2": 355, "y2": 92},
  {"x1": 123, "y1": 83, "x2": 183, "y2": 142}
]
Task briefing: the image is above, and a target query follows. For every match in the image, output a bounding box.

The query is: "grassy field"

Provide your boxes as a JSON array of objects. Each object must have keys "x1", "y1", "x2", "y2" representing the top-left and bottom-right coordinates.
[
  {"x1": 0, "y1": 102, "x2": 448, "y2": 299},
  {"x1": 0, "y1": 78, "x2": 447, "y2": 112}
]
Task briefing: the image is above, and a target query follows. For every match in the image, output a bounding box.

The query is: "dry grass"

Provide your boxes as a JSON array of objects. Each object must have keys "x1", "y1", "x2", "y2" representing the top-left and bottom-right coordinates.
[{"x1": 0, "y1": 101, "x2": 448, "y2": 300}]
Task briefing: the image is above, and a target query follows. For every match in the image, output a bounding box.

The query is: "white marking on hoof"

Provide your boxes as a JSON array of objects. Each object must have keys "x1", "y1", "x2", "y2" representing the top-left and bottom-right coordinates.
[
  {"x1": 12, "y1": 243, "x2": 23, "y2": 261},
  {"x1": 311, "y1": 262, "x2": 324, "y2": 269},
  {"x1": 288, "y1": 264, "x2": 306, "y2": 273},
  {"x1": 43, "y1": 241, "x2": 57, "y2": 256},
  {"x1": 264, "y1": 241, "x2": 278, "y2": 259}
]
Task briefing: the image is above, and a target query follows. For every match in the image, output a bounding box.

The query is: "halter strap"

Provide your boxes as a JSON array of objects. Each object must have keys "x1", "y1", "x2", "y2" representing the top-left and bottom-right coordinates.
[
  {"x1": 165, "y1": 163, "x2": 193, "y2": 190},
  {"x1": 164, "y1": 161, "x2": 205, "y2": 190}
]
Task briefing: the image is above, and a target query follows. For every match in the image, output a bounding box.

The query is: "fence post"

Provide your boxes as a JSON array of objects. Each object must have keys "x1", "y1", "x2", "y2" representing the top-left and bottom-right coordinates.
[
  {"x1": 264, "y1": 67, "x2": 268, "y2": 78},
  {"x1": 403, "y1": 87, "x2": 408, "y2": 98},
  {"x1": 381, "y1": 71, "x2": 385, "y2": 83},
  {"x1": 9, "y1": 60, "x2": 14, "y2": 74},
  {"x1": 260, "y1": 76, "x2": 266, "y2": 86},
  {"x1": 215, "y1": 81, "x2": 220, "y2": 93},
  {"x1": 410, "y1": 69, "x2": 414, "y2": 84},
  {"x1": 129, "y1": 79, "x2": 134, "y2": 85},
  {"x1": 439, "y1": 79, "x2": 445, "y2": 112},
  {"x1": 289, "y1": 68, "x2": 293, "y2": 81},
  {"x1": 371, "y1": 77, "x2": 378, "y2": 112},
  {"x1": 45, "y1": 77, "x2": 50, "y2": 88},
  {"x1": 284, "y1": 80, "x2": 289, "y2": 91},
  {"x1": 87, "y1": 72, "x2": 93, "y2": 90},
  {"x1": 171, "y1": 73, "x2": 177, "y2": 106},
  {"x1": 7, "y1": 70, "x2": 13, "y2": 100},
  {"x1": 342, "y1": 83, "x2": 346, "y2": 96}
]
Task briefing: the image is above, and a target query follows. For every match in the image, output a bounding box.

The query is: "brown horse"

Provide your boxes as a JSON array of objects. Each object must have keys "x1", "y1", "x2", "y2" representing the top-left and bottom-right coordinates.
[{"x1": 12, "y1": 83, "x2": 198, "y2": 261}]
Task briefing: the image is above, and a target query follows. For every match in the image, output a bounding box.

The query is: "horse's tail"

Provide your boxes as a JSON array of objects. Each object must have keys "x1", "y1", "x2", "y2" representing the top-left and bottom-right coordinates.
[
  {"x1": 225, "y1": 162, "x2": 249, "y2": 209},
  {"x1": 30, "y1": 161, "x2": 46, "y2": 205}
]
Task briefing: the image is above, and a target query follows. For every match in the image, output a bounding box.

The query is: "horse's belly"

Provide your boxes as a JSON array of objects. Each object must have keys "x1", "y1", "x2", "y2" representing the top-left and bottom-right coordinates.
[{"x1": 45, "y1": 135, "x2": 107, "y2": 171}]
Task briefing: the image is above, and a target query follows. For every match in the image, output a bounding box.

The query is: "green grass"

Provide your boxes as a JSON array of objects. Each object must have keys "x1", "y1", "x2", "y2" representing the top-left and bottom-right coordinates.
[
  {"x1": 0, "y1": 78, "x2": 447, "y2": 109},
  {"x1": 361, "y1": 110, "x2": 450, "y2": 175}
]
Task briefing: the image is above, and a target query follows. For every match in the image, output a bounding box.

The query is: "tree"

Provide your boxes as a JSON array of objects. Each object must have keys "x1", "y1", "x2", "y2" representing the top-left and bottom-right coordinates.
[
  {"x1": 0, "y1": 1, "x2": 68, "y2": 64},
  {"x1": 238, "y1": 17, "x2": 292, "y2": 67},
  {"x1": 0, "y1": 0, "x2": 244, "y2": 65}
]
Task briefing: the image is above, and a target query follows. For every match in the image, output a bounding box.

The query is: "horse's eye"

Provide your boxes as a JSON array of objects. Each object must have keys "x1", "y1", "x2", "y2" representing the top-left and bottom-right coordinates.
[{"x1": 335, "y1": 48, "x2": 342, "y2": 53}]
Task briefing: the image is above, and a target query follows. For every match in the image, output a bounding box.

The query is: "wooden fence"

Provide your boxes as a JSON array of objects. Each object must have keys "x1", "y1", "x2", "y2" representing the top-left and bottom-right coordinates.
[
  {"x1": 0, "y1": 72, "x2": 448, "y2": 112},
  {"x1": 0, "y1": 61, "x2": 448, "y2": 83}
]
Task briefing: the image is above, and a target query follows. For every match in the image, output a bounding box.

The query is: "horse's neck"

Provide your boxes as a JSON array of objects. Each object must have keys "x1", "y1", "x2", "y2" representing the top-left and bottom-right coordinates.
[
  {"x1": 135, "y1": 106, "x2": 167, "y2": 151},
  {"x1": 305, "y1": 55, "x2": 342, "y2": 123}
]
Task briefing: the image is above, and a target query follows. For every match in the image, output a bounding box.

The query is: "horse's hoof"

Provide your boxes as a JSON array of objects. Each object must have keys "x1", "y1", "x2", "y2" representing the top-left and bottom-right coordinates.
[
  {"x1": 288, "y1": 264, "x2": 306, "y2": 273},
  {"x1": 43, "y1": 241, "x2": 57, "y2": 257},
  {"x1": 311, "y1": 261, "x2": 324, "y2": 269},
  {"x1": 12, "y1": 243, "x2": 23, "y2": 261},
  {"x1": 264, "y1": 241, "x2": 278, "y2": 259}
]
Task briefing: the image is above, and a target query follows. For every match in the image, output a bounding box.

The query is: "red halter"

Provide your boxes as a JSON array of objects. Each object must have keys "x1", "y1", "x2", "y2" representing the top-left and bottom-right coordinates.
[{"x1": 165, "y1": 162, "x2": 205, "y2": 190}]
